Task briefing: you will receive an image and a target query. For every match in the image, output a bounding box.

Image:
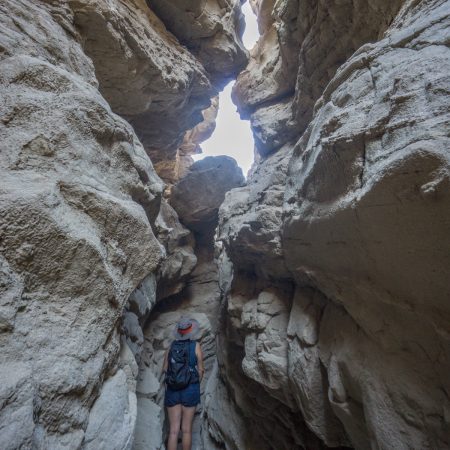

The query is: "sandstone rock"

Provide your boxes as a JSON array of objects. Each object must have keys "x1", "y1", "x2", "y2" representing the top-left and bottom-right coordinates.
[
  {"x1": 0, "y1": 2, "x2": 164, "y2": 447},
  {"x1": 66, "y1": 0, "x2": 247, "y2": 212},
  {"x1": 155, "y1": 97, "x2": 219, "y2": 185},
  {"x1": 128, "y1": 274, "x2": 157, "y2": 318},
  {"x1": 201, "y1": 361, "x2": 247, "y2": 450},
  {"x1": 0, "y1": 361, "x2": 35, "y2": 450},
  {"x1": 233, "y1": 0, "x2": 405, "y2": 155},
  {"x1": 241, "y1": 288, "x2": 292, "y2": 403},
  {"x1": 250, "y1": 97, "x2": 296, "y2": 156},
  {"x1": 147, "y1": 0, "x2": 248, "y2": 87},
  {"x1": 211, "y1": 1, "x2": 450, "y2": 449},
  {"x1": 120, "y1": 338, "x2": 140, "y2": 387},
  {"x1": 171, "y1": 156, "x2": 245, "y2": 232},
  {"x1": 136, "y1": 367, "x2": 160, "y2": 398},
  {"x1": 217, "y1": 144, "x2": 291, "y2": 279},
  {"x1": 69, "y1": 0, "x2": 215, "y2": 156},
  {"x1": 133, "y1": 398, "x2": 164, "y2": 450},
  {"x1": 3, "y1": 0, "x2": 450, "y2": 448},
  {"x1": 0, "y1": 0, "x2": 246, "y2": 446},
  {"x1": 283, "y1": 7, "x2": 450, "y2": 446},
  {"x1": 155, "y1": 199, "x2": 197, "y2": 300},
  {"x1": 122, "y1": 312, "x2": 145, "y2": 360},
  {"x1": 84, "y1": 370, "x2": 136, "y2": 450}
]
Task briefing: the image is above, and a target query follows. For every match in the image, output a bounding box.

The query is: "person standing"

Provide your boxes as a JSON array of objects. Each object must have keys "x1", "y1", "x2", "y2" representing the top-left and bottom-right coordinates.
[{"x1": 162, "y1": 318, "x2": 204, "y2": 450}]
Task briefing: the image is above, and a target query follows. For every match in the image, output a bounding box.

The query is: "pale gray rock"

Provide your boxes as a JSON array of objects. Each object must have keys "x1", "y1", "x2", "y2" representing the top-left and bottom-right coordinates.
[
  {"x1": 211, "y1": 0, "x2": 450, "y2": 449},
  {"x1": 128, "y1": 274, "x2": 157, "y2": 318},
  {"x1": 217, "y1": 144, "x2": 291, "y2": 279},
  {"x1": 83, "y1": 369, "x2": 137, "y2": 450},
  {"x1": 0, "y1": 361, "x2": 35, "y2": 450},
  {"x1": 171, "y1": 156, "x2": 244, "y2": 232},
  {"x1": 136, "y1": 367, "x2": 160, "y2": 398},
  {"x1": 287, "y1": 289, "x2": 349, "y2": 446},
  {"x1": 120, "y1": 339, "x2": 140, "y2": 388},
  {"x1": 3, "y1": 0, "x2": 450, "y2": 449},
  {"x1": 0, "y1": 1, "x2": 163, "y2": 443},
  {"x1": 155, "y1": 98, "x2": 219, "y2": 184},
  {"x1": 240, "y1": 288, "x2": 292, "y2": 405},
  {"x1": 233, "y1": 0, "x2": 405, "y2": 154},
  {"x1": 133, "y1": 398, "x2": 164, "y2": 450},
  {"x1": 201, "y1": 361, "x2": 247, "y2": 450},
  {"x1": 250, "y1": 97, "x2": 296, "y2": 156},
  {"x1": 282, "y1": 3, "x2": 450, "y2": 445},
  {"x1": 155, "y1": 199, "x2": 197, "y2": 300},
  {"x1": 69, "y1": 0, "x2": 215, "y2": 156},
  {"x1": 122, "y1": 312, "x2": 145, "y2": 360},
  {"x1": 147, "y1": 0, "x2": 248, "y2": 87},
  {"x1": 0, "y1": 0, "x2": 242, "y2": 447}
]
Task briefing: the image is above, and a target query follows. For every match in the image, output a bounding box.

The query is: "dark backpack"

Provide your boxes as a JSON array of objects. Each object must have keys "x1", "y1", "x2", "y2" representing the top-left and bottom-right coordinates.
[{"x1": 165, "y1": 340, "x2": 199, "y2": 390}]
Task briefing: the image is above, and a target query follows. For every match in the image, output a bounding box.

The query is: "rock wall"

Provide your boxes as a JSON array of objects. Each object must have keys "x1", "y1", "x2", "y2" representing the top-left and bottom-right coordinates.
[
  {"x1": 1, "y1": 0, "x2": 450, "y2": 449},
  {"x1": 209, "y1": 0, "x2": 450, "y2": 449},
  {"x1": 0, "y1": 0, "x2": 245, "y2": 448}
]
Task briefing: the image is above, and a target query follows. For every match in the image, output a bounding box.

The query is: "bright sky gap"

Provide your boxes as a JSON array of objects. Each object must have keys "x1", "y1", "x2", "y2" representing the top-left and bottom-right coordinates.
[{"x1": 192, "y1": 2, "x2": 259, "y2": 177}]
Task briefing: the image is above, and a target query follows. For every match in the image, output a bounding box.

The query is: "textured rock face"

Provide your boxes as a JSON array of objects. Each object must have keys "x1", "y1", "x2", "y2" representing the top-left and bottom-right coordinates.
[
  {"x1": 0, "y1": 2, "x2": 163, "y2": 447},
  {"x1": 0, "y1": 0, "x2": 245, "y2": 448},
  {"x1": 211, "y1": 0, "x2": 450, "y2": 449},
  {"x1": 171, "y1": 156, "x2": 245, "y2": 232},
  {"x1": 147, "y1": 0, "x2": 248, "y2": 88},
  {"x1": 2, "y1": 0, "x2": 450, "y2": 449},
  {"x1": 233, "y1": 0, "x2": 404, "y2": 156},
  {"x1": 70, "y1": 0, "x2": 214, "y2": 152},
  {"x1": 155, "y1": 97, "x2": 219, "y2": 185}
]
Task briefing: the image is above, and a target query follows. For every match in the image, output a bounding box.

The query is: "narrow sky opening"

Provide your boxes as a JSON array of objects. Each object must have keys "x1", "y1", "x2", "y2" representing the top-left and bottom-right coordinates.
[{"x1": 192, "y1": 2, "x2": 259, "y2": 177}]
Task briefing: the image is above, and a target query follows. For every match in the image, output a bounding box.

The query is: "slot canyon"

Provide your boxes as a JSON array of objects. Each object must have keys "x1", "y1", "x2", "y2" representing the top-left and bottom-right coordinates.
[{"x1": 0, "y1": 0, "x2": 449, "y2": 449}]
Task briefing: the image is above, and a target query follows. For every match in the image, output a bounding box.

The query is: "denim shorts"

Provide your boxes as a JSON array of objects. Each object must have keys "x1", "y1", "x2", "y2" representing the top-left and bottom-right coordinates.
[{"x1": 164, "y1": 382, "x2": 200, "y2": 407}]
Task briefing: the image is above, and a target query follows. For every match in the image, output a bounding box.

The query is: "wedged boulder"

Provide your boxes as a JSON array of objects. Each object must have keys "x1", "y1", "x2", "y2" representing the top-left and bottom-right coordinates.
[{"x1": 171, "y1": 156, "x2": 245, "y2": 233}]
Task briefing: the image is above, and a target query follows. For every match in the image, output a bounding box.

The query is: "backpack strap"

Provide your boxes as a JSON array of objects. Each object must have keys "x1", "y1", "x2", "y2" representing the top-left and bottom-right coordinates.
[{"x1": 188, "y1": 340, "x2": 197, "y2": 367}]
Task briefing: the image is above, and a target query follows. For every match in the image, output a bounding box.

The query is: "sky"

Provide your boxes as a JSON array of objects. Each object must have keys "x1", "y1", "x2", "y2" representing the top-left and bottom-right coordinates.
[{"x1": 192, "y1": 2, "x2": 259, "y2": 177}]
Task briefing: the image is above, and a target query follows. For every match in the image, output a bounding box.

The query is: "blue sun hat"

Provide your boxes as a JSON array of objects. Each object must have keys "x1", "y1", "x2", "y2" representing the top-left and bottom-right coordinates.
[{"x1": 172, "y1": 317, "x2": 201, "y2": 340}]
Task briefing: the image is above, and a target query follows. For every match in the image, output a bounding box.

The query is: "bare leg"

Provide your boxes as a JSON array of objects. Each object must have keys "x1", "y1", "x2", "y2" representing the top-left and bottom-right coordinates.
[
  {"x1": 167, "y1": 405, "x2": 182, "y2": 450},
  {"x1": 181, "y1": 406, "x2": 196, "y2": 450}
]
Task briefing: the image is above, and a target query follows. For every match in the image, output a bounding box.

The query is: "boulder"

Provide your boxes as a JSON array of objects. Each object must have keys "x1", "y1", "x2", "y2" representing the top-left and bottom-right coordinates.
[{"x1": 171, "y1": 156, "x2": 244, "y2": 233}]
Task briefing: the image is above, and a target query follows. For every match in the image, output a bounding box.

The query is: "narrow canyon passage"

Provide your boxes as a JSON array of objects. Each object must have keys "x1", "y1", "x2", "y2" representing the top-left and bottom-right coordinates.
[{"x1": 0, "y1": 1, "x2": 449, "y2": 450}]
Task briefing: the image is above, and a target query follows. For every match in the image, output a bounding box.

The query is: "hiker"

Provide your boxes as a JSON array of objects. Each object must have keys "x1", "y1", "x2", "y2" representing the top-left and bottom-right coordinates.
[{"x1": 162, "y1": 318, "x2": 204, "y2": 450}]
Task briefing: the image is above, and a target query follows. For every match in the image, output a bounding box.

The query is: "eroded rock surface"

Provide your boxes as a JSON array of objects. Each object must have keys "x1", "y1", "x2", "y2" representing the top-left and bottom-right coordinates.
[
  {"x1": 2, "y1": 0, "x2": 450, "y2": 449},
  {"x1": 147, "y1": 0, "x2": 248, "y2": 88},
  {"x1": 0, "y1": 0, "x2": 244, "y2": 448},
  {"x1": 210, "y1": 0, "x2": 450, "y2": 449},
  {"x1": 0, "y1": 3, "x2": 164, "y2": 447},
  {"x1": 171, "y1": 156, "x2": 245, "y2": 232}
]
